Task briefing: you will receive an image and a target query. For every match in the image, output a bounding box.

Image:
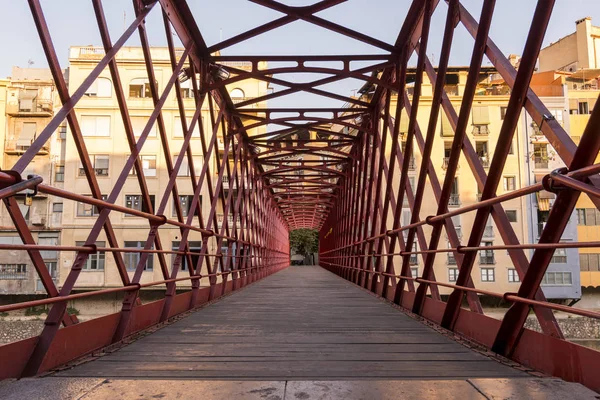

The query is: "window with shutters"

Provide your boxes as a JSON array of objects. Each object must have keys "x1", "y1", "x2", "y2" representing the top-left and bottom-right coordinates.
[
  {"x1": 508, "y1": 269, "x2": 520, "y2": 283},
  {"x1": 580, "y1": 253, "x2": 600, "y2": 271},
  {"x1": 503, "y1": 176, "x2": 516, "y2": 191},
  {"x1": 440, "y1": 110, "x2": 454, "y2": 136},
  {"x1": 17, "y1": 122, "x2": 37, "y2": 148},
  {"x1": 174, "y1": 116, "x2": 200, "y2": 137},
  {"x1": 79, "y1": 155, "x2": 109, "y2": 177},
  {"x1": 129, "y1": 78, "x2": 155, "y2": 98},
  {"x1": 410, "y1": 267, "x2": 419, "y2": 278},
  {"x1": 84, "y1": 77, "x2": 112, "y2": 97},
  {"x1": 577, "y1": 208, "x2": 600, "y2": 225},
  {"x1": 472, "y1": 106, "x2": 490, "y2": 135},
  {"x1": 54, "y1": 164, "x2": 65, "y2": 182},
  {"x1": 81, "y1": 115, "x2": 110, "y2": 137},
  {"x1": 173, "y1": 155, "x2": 203, "y2": 177},
  {"x1": 130, "y1": 116, "x2": 157, "y2": 137}
]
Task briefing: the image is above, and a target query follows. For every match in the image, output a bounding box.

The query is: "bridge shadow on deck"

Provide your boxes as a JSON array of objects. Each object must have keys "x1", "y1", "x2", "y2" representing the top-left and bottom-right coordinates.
[{"x1": 55, "y1": 266, "x2": 525, "y2": 380}]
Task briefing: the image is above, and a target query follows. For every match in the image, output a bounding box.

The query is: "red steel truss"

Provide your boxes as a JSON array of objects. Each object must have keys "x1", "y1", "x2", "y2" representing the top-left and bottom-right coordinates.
[{"x1": 0, "y1": 0, "x2": 599, "y2": 393}]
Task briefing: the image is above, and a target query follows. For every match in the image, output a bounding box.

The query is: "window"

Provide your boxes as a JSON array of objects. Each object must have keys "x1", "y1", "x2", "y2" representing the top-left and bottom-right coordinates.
[
  {"x1": 506, "y1": 210, "x2": 518, "y2": 222},
  {"x1": 173, "y1": 116, "x2": 200, "y2": 137},
  {"x1": 141, "y1": 155, "x2": 157, "y2": 177},
  {"x1": 448, "y1": 268, "x2": 458, "y2": 282},
  {"x1": 129, "y1": 78, "x2": 155, "y2": 98},
  {"x1": 179, "y1": 79, "x2": 194, "y2": 99},
  {"x1": 131, "y1": 116, "x2": 157, "y2": 137},
  {"x1": 76, "y1": 241, "x2": 105, "y2": 270},
  {"x1": 409, "y1": 242, "x2": 418, "y2": 265},
  {"x1": 81, "y1": 115, "x2": 111, "y2": 137},
  {"x1": 576, "y1": 208, "x2": 600, "y2": 225},
  {"x1": 449, "y1": 177, "x2": 460, "y2": 206},
  {"x1": 58, "y1": 124, "x2": 67, "y2": 139},
  {"x1": 79, "y1": 155, "x2": 109, "y2": 176},
  {"x1": 52, "y1": 203, "x2": 63, "y2": 213},
  {"x1": 84, "y1": 77, "x2": 112, "y2": 97},
  {"x1": 125, "y1": 194, "x2": 155, "y2": 215},
  {"x1": 508, "y1": 269, "x2": 520, "y2": 283},
  {"x1": 580, "y1": 253, "x2": 600, "y2": 271},
  {"x1": 18, "y1": 122, "x2": 37, "y2": 147},
  {"x1": 472, "y1": 106, "x2": 490, "y2": 124},
  {"x1": 578, "y1": 101, "x2": 589, "y2": 115},
  {"x1": 0, "y1": 264, "x2": 27, "y2": 280},
  {"x1": 551, "y1": 248, "x2": 567, "y2": 264},
  {"x1": 174, "y1": 155, "x2": 203, "y2": 177},
  {"x1": 54, "y1": 164, "x2": 65, "y2": 182},
  {"x1": 171, "y1": 241, "x2": 202, "y2": 271},
  {"x1": 229, "y1": 88, "x2": 246, "y2": 102},
  {"x1": 508, "y1": 140, "x2": 514, "y2": 155},
  {"x1": 481, "y1": 268, "x2": 495, "y2": 282},
  {"x1": 443, "y1": 141, "x2": 452, "y2": 168},
  {"x1": 124, "y1": 241, "x2": 153, "y2": 271},
  {"x1": 77, "y1": 194, "x2": 107, "y2": 217},
  {"x1": 503, "y1": 176, "x2": 516, "y2": 191},
  {"x1": 410, "y1": 267, "x2": 419, "y2": 278},
  {"x1": 129, "y1": 155, "x2": 157, "y2": 177},
  {"x1": 476, "y1": 141, "x2": 489, "y2": 167},
  {"x1": 500, "y1": 106, "x2": 507, "y2": 120},
  {"x1": 541, "y1": 271, "x2": 572, "y2": 286},
  {"x1": 533, "y1": 143, "x2": 548, "y2": 168},
  {"x1": 173, "y1": 195, "x2": 200, "y2": 217},
  {"x1": 447, "y1": 242, "x2": 457, "y2": 265},
  {"x1": 479, "y1": 241, "x2": 494, "y2": 264}
]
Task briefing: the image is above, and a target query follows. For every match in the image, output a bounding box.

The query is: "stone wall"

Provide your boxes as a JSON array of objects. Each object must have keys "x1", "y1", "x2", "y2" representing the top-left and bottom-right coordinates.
[
  {"x1": 524, "y1": 315, "x2": 600, "y2": 339},
  {"x1": 0, "y1": 319, "x2": 44, "y2": 344}
]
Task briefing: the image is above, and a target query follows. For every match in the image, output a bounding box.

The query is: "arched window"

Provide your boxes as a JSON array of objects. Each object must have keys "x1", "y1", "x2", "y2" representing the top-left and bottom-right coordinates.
[
  {"x1": 230, "y1": 88, "x2": 245, "y2": 99},
  {"x1": 129, "y1": 78, "x2": 156, "y2": 98},
  {"x1": 85, "y1": 77, "x2": 112, "y2": 98}
]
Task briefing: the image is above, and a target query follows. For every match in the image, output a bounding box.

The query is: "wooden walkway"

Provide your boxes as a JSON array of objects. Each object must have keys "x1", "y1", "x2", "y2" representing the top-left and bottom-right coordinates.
[{"x1": 55, "y1": 266, "x2": 526, "y2": 380}]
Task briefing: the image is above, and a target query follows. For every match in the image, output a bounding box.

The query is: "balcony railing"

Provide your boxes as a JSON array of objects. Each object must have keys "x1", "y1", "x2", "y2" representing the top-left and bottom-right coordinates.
[
  {"x1": 472, "y1": 124, "x2": 489, "y2": 135},
  {"x1": 479, "y1": 155, "x2": 490, "y2": 168},
  {"x1": 479, "y1": 255, "x2": 495, "y2": 265},
  {"x1": 7, "y1": 99, "x2": 53, "y2": 116},
  {"x1": 534, "y1": 157, "x2": 549, "y2": 169},
  {"x1": 407, "y1": 157, "x2": 416, "y2": 170},
  {"x1": 5, "y1": 139, "x2": 49, "y2": 155},
  {"x1": 448, "y1": 193, "x2": 460, "y2": 207}
]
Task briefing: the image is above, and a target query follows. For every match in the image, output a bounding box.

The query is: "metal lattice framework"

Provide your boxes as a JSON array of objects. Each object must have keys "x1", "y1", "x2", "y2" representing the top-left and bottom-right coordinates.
[{"x1": 0, "y1": 0, "x2": 599, "y2": 393}]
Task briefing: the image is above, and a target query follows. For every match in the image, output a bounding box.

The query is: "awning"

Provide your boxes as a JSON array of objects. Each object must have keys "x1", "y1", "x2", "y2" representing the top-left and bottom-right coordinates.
[
  {"x1": 17, "y1": 122, "x2": 36, "y2": 146},
  {"x1": 536, "y1": 193, "x2": 550, "y2": 211}
]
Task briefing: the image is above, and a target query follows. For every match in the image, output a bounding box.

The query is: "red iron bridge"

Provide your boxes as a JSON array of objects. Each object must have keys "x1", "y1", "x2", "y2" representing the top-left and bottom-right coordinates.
[{"x1": 0, "y1": 0, "x2": 599, "y2": 398}]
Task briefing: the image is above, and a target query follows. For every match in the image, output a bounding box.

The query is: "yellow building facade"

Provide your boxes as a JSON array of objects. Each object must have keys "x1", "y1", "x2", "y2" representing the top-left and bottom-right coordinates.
[{"x1": 60, "y1": 46, "x2": 268, "y2": 293}]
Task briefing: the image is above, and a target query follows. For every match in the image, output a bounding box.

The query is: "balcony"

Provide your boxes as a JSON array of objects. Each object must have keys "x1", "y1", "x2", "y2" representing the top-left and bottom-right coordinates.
[
  {"x1": 479, "y1": 255, "x2": 495, "y2": 265},
  {"x1": 407, "y1": 157, "x2": 416, "y2": 170},
  {"x1": 534, "y1": 157, "x2": 549, "y2": 169},
  {"x1": 537, "y1": 222, "x2": 546, "y2": 238},
  {"x1": 5, "y1": 139, "x2": 49, "y2": 155},
  {"x1": 448, "y1": 193, "x2": 460, "y2": 207},
  {"x1": 472, "y1": 124, "x2": 489, "y2": 136},
  {"x1": 6, "y1": 99, "x2": 53, "y2": 117},
  {"x1": 442, "y1": 157, "x2": 459, "y2": 170},
  {"x1": 217, "y1": 214, "x2": 235, "y2": 226},
  {"x1": 478, "y1": 155, "x2": 490, "y2": 168}
]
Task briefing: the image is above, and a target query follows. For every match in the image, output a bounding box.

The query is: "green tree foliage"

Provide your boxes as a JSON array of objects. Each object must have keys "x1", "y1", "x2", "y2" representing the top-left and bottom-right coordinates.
[{"x1": 289, "y1": 229, "x2": 318, "y2": 256}]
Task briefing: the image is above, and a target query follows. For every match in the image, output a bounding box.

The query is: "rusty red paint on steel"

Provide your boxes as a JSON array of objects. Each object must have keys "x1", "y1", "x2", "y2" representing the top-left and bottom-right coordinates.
[{"x1": 0, "y1": 0, "x2": 599, "y2": 394}]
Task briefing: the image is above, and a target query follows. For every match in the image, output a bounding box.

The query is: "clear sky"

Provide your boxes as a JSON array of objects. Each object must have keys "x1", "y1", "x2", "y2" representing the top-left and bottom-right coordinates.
[{"x1": 1, "y1": 0, "x2": 599, "y2": 109}]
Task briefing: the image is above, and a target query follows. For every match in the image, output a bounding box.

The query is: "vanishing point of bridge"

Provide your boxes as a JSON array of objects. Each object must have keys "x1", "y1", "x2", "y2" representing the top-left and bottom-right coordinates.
[{"x1": 0, "y1": 0, "x2": 600, "y2": 398}]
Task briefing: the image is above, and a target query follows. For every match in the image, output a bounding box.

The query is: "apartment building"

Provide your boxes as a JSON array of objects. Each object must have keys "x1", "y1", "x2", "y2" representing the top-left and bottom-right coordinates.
[
  {"x1": 0, "y1": 67, "x2": 64, "y2": 295},
  {"x1": 537, "y1": 17, "x2": 600, "y2": 289},
  {"x1": 345, "y1": 65, "x2": 580, "y2": 299},
  {"x1": 59, "y1": 46, "x2": 268, "y2": 292}
]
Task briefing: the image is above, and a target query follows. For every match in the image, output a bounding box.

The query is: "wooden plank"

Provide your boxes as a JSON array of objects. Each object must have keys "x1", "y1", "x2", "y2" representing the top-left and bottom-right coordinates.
[{"x1": 55, "y1": 266, "x2": 525, "y2": 380}]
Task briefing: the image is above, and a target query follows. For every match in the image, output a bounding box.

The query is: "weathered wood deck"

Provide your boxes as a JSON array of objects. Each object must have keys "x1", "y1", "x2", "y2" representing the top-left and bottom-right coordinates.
[{"x1": 55, "y1": 266, "x2": 526, "y2": 380}]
